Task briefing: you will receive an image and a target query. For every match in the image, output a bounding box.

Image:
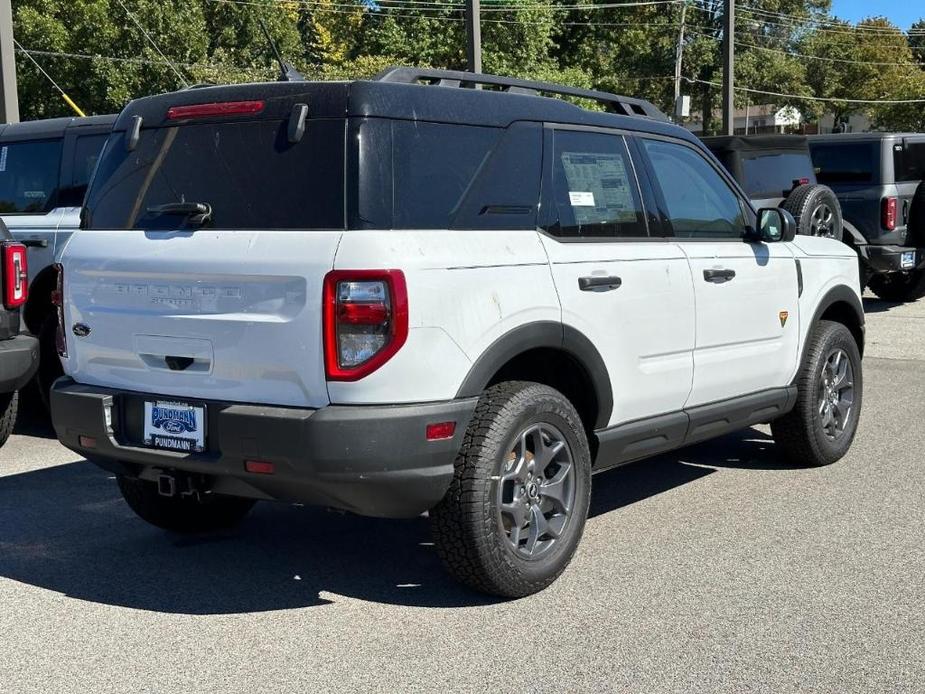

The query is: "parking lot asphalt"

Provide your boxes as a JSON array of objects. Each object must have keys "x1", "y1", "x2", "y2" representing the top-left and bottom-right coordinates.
[{"x1": 1, "y1": 295, "x2": 924, "y2": 694}]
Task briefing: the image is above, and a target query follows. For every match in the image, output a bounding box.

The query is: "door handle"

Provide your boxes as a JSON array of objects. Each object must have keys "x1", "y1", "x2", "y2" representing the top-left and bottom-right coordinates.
[
  {"x1": 703, "y1": 268, "x2": 736, "y2": 283},
  {"x1": 21, "y1": 239, "x2": 49, "y2": 248},
  {"x1": 578, "y1": 275, "x2": 622, "y2": 292}
]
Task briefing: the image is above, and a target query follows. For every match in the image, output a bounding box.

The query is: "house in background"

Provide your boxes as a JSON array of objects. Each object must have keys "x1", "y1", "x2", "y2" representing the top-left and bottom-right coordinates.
[{"x1": 685, "y1": 104, "x2": 802, "y2": 135}]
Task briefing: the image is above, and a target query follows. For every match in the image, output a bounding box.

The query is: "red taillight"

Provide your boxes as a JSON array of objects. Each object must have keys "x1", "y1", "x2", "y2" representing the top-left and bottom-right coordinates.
[
  {"x1": 323, "y1": 270, "x2": 408, "y2": 381},
  {"x1": 882, "y1": 196, "x2": 897, "y2": 231},
  {"x1": 166, "y1": 100, "x2": 265, "y2": 121},
  {"x1": 245, "y1": 460, "x2": 275, "y2": 475},
  {"x1": 54, "y1": 262, "x2": 66, "y2": 358},
  {"x1": 2, "y1": 242, "x2": 27, "y2": 309},
  {"x1": 426, "y1": 422, "x2": 456, "y2": 441}
]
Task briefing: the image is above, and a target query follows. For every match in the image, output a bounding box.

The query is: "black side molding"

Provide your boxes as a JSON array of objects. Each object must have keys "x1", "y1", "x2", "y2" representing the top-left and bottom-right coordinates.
[{"x1": 593, "y1": 386, "x2": 797, "y2": 470}]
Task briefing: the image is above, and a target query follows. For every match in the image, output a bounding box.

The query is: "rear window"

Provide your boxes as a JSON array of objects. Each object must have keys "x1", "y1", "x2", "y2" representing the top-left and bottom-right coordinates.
[
  {"x1": 84, "y1": 119, "x2": 345, "y2": 230},
  {"x1": 740, "y1": 152, "x2": 814, "y2": 198},
  {"x1": 894, "y1": 141, "x2": 925, "y2": 183},
  {"x1": 810, "y1": 142, "x2": 878, "y2": 184},
  {"x1": 0, "y1": 139, "x2": 63, "y2": 214},
  {"x1": 71, "y1": 133, "x2": 108, "y2": 188}
]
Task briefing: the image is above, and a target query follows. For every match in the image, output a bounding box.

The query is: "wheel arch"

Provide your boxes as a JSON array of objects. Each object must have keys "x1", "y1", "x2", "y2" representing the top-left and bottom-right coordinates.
[
  {"x1": 455, "y1": 321, "x2": 613, "y2": 431},
  {"x1": 22, "y1": 264, "x2": 58, "y2": 336},
  {"x1": 806, "y1": 285, "x2": 865, "y2": 361}
]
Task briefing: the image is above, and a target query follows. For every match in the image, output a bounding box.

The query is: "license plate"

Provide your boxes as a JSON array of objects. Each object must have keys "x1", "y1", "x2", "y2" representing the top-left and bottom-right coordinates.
[
  {"x1": 143, "y1": 400, "x2": 206, "y2": 452},
  {"x1": 902, "y1": 251, "x2": 916, "y2": 270}
]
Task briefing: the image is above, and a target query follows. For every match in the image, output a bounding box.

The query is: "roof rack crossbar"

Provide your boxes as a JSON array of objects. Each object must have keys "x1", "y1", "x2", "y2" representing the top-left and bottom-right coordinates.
[{"x1": 373, "y1": 67, "x2": 667, "y2": 121}]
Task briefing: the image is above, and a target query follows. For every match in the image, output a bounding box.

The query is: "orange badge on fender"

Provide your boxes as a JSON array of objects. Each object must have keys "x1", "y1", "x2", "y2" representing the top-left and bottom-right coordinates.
[{"x1": 779, "y1": 310, "x2": 789, "y2": 328}]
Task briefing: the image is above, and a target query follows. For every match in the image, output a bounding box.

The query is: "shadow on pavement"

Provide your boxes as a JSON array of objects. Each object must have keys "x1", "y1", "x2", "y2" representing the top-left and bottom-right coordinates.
[
  {"x1": 863, "y1": 297, "x2": 904, "y2": 314},
  {"x1": 0, "y1": 426, "x2": 786, "y2": 615}
]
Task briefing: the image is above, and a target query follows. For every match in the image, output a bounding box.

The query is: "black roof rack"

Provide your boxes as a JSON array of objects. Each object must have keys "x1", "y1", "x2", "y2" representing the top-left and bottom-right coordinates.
[{"x1": 374, "y1": 67, "x2": 668, "y2": 121}]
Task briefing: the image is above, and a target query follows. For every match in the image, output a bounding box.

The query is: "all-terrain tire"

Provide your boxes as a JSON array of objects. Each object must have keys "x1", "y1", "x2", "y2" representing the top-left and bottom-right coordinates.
[
  {"x1": 868, "y1": 270, "x2": 925, "y2": 302},
  {"x1": 36, "y1": 313, "x2": 62, "y2": 412},
  {"x1": 431, "y1": 382, "x2": 592, "y2": 598},
  {"x1": 782, "y1": 184, "x2": 844, "y2": 242},
  {"x1": 117, "y1": 475, "x2": 256, "y2": 533},
  {"x1": 0, "y1": 391, "x2": 18, "y2": 448},
  {"x1": 771, "y1": 320, "x2": 862, "y2": 467}
]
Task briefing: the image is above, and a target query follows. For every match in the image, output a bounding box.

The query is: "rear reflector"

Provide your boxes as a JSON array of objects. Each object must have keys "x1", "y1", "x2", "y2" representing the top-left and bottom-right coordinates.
[
  {"x1": 78, "y1": 436, "x2": 97, "y2": 449},
  {"x1": 167, "y1": 100, "x2": 265, "y2": 121},
  {"x1": 2, "y1": 242, "x2": 27, "y2": 309},
  {"x1": 426, "y1": 421, "x2": 456, "y2": 441},
  {"x1": 245, "y1": 460, "x2": 275, "y2": 475}
]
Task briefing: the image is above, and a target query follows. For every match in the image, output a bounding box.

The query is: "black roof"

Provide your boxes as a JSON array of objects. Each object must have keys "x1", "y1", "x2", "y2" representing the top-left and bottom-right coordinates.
[
  {"x1": 702, "y1": 134, "x2": 809, "y2": 154},
  {"x1": 0, "y1": 113, "x2": 116, "y2": 142},
  {"x1": 113, "y1": 66, "x2": 700, "y2": 147}
]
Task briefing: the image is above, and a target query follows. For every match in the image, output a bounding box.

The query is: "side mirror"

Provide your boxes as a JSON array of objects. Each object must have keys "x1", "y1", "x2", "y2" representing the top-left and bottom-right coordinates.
[{"x1": 756, "y1": 207, "x2": 796, "y2": 243}]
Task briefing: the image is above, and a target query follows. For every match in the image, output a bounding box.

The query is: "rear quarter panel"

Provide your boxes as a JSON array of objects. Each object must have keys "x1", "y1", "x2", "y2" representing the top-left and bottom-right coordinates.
[{"x1": 330, "y1": 230, "x2": 560, "y2": 404}]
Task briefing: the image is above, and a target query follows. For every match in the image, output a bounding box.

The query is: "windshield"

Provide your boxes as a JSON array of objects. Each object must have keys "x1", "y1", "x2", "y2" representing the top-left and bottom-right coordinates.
[{"x1": 83, "y1": 118, "x2": 345, "y2": 230}]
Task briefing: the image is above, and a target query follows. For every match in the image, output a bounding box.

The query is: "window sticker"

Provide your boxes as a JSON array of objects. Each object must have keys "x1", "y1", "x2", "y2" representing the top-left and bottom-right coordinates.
[
  {"x1": 0, "y1": 146, "x2": 7, "y2": 172},
  {"x1": 560, "y1": 151, "x2": 636, "y2": 226},
  {"x1": 568, "y1": 191, "x2": 595, "y2": 206}
]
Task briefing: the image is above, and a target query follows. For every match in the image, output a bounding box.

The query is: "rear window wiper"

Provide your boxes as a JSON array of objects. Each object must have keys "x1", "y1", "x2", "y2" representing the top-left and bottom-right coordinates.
[{"x1": 145, "y1": 202, "x2": 212, "y2": 226}]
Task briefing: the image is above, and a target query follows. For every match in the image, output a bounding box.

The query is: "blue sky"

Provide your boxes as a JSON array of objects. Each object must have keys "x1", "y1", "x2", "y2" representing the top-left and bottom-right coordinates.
[{"x1": 830, "y1": 0, "x2": 922, "y2": 29}]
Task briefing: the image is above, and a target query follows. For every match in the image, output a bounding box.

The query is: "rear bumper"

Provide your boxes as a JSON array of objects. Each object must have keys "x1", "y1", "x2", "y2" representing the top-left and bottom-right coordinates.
[
  {"x1": 0, "y1": 334, "x2": 39, "y2": 393},
  {"x1": 50, "y1": 378, "x2": 477, "y2": 518},
  {"x1": 859, "y1": 244, "x2": 925, "y2": 274}
]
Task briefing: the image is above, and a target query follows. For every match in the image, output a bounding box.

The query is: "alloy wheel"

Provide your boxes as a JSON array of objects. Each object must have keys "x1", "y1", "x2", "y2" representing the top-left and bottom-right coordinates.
[
  {"x1": 497, "y1": 423, "x2": 576, "y2": 559},
  {"x1": 810, "y1": 203, "x2": 837, "y2": 238},
  {"x1": 818, "y1": 348, "x2": 855, "y2": 440}
]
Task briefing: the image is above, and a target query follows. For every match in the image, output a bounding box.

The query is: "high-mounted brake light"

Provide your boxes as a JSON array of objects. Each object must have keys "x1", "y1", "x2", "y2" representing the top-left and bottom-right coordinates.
[
  {"x1": 53, "y1": 262, "x2": 67, "y2": 358},
  {"x1": 2, "y1": 242, "x2": 27, "y2": 310},
  {"x1": 323, "y1": 270, "x2": 408, "y2": 381},
  {"x1": 166, "y1": 100, "x2": 265, "y2": 121},
  {"x1": 882, "y1": 196, "x2": 897, "y2": 231}
]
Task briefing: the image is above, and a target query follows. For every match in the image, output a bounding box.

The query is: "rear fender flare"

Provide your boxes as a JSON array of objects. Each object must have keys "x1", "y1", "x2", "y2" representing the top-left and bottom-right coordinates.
[{"x1": 455, "y1": 321, "x2": 614, "y2": 430}]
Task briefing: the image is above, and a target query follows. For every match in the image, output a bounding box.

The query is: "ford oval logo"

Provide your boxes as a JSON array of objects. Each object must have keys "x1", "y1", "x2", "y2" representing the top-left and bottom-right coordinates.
[
  {"x1": 163, "y1": 420, "x2": 186, "y2": 434},
  {"x1": 72, "y1": 323, "x2": 91, "y2": 338}
]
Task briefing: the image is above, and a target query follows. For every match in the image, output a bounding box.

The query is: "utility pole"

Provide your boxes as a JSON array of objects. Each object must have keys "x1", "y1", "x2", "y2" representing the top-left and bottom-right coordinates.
[
  {"x1": 465, "y1": 0, "x2": 482, "y2": 74},
  {"x1": 0, "y1": 0, "x2": 19, "y2": 123},
  {"x1": 721, "y1": 0, "x2": 734, "y2": 135},
  {"x1": 673, "y1": 2, "x2": 688, "y2": 105}
]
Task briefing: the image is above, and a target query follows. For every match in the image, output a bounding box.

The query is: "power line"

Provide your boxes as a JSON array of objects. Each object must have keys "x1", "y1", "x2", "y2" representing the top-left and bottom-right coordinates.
[
  {"x1": 684, "y1": 76, "x2": 925, "y2": 104},
  {"x1": 12, "y1": 39, "x2": 86, "y2": 115},
  {"x1": 115, "y1": 0, "x2": 189, "y2": 87}
]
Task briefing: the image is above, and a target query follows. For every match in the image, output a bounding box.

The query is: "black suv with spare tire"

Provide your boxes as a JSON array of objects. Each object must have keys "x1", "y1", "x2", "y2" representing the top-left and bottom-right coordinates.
[{"x1": 703, "y1": 135, "x2": 843, "y2": 241}]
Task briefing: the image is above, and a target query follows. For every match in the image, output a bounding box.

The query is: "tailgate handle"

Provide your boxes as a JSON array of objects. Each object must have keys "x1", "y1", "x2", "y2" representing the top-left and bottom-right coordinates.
[
  {"x1": 21, "y1": 239, "x2": 48, "y2": 248},
  {"x1": 165, "y1": 355, "x2": 195, "y2": 371}
]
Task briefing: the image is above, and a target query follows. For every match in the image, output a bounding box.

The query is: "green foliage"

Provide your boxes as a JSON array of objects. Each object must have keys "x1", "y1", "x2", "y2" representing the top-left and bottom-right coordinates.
[{"x1": 8, "y1": 0, "x2": 925, "y2": 132}]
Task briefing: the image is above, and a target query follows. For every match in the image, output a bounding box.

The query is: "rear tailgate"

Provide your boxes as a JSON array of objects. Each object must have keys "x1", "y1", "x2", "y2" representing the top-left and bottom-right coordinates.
[
  {"x1": 61, "y1": 229, "x2": 340, "y2": 408},
  {"x1": 60, "y1": 83, "x2": 350, "y2": 408}
]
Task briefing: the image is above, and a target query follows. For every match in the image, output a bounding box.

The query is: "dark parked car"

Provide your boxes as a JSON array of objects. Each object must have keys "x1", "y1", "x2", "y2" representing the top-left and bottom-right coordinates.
[
  {"x1": 809, "y1": 133, "x2": 925, "y2": 301},
  {"x1": 702, "y1": 135, "x2": 844, "y2": 241},
  {"x1": 0, "y1": 218, "x2": 37, "y2": 446}
]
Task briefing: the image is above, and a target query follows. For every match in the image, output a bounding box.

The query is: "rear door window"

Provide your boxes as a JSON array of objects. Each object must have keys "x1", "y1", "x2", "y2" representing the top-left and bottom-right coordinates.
[
  {"x1": 84, "y1": 119, "x2": 345, "y2": 230},
  {"x1": 0, "y1": 139, "x2": 63, "y2": 214},
  {"x1": 810, "y1": 142, "x2": 878, "y2": 184},
  {"x1": 542, "y1": 129, "x2": 647, "y2": 239},
  {"x1": 740, "y1": 152, "x2": 814, "y2": 198},
  {"x1": 895, "y1": 140, "x2": 925, "y2": 182}
]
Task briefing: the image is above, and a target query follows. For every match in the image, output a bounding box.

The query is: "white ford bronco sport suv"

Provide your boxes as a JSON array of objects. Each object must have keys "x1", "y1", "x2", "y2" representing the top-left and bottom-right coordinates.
[{"x1": 50, "y1": 68, "x2": 864, "y2": 598}]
